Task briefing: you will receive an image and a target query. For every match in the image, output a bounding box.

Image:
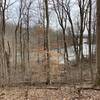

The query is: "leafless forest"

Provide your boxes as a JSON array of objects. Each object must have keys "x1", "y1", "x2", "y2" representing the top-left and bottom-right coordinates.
[{"x1": 0, "y1": 0, "x2": 100, "y2": 99}]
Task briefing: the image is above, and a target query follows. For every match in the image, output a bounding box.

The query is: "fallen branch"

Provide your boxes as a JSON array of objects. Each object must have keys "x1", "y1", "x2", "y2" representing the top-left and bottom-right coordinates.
[
  {"x1": 77, "y1": 86, "x2": 100, "y2": 91},
  {"x1": 35, "y1": 87, "x2": 59, "y2": 90}
]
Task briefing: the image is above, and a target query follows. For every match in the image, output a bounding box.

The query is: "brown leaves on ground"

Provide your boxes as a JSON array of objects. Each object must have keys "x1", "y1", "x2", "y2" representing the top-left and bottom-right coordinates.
[{"x1": 0, "y1": 85, "x2": 100, "y2": 100}]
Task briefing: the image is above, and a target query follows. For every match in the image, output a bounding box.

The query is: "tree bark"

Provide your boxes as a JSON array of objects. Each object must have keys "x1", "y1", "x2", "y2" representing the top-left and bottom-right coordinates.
[
  {"x1": 88, "y1": 0, "x2": 93, "y2": 81},
  {"x1": 44, "y1": 0, "x2": 50, "y2": 84},
  {"x1": 96, "y1": 0, "x2": 100, "y2": 85}
]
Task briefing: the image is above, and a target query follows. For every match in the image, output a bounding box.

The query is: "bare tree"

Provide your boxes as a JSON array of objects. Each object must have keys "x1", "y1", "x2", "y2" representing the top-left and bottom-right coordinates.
[
  {"x1": 44, "y1": 0, "x2": 50, "y2": 84},
  {"x1": 87, "y1": 0, "x2": 93, "y2": 81},
  {"x1": 52, "y1": 0, "x2": 69, "y2": 63},
  {"x1": 0, "y1": 0, "x2": 11, "y2": 86},
  {"x1": 60, "y1": 0, "x2": 79, "y2": 63},
  {"x1": 96, "y1": 0, "x2": 100, "y2": 85}
]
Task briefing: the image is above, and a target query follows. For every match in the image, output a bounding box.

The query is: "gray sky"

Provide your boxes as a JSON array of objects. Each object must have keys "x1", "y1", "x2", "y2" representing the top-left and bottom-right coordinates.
[{"x1": 6, "y1": 0, "x2": 96, "y2": 34}]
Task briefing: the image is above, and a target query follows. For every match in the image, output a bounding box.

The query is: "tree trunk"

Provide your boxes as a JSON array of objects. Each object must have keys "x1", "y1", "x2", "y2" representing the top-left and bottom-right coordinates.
[
  {"x1": 88, "y1": 0, "x2": 93, "y2": 81},
  {"x1": 96, "y1": 0, "x2": 100, "y2": 85},
  {"x1": 44, "y1": 0, "x2": 50, "y2": 84}
]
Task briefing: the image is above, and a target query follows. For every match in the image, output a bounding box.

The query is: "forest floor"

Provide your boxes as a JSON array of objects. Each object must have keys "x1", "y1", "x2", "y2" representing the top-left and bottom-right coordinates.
[
  {"x1": 0, "y1": 84, "x2": 100, "y2": 100},
  {"x1": 0, "y1": 54, "x2": 97, "y2": 100}
]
